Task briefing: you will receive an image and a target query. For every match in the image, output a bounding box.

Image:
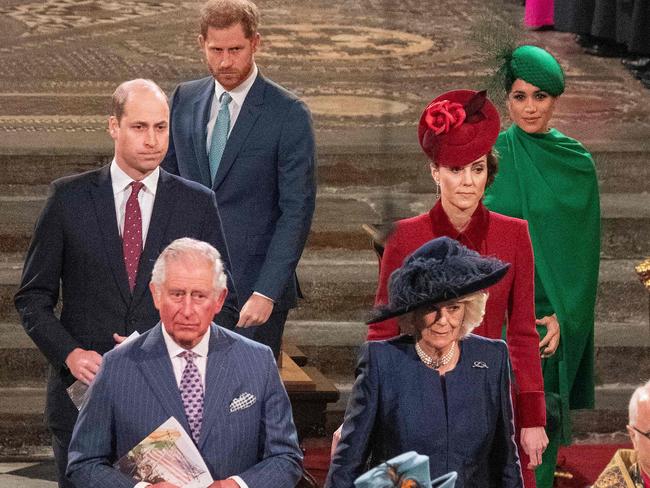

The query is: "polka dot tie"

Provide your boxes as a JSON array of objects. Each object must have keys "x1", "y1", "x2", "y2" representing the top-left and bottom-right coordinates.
[
  {"x1": 122, "y1": 181, "x2": 144, "y2": 291},
  {"x1": 179, "y1": 350, "x2": 204, "y2": 445}
]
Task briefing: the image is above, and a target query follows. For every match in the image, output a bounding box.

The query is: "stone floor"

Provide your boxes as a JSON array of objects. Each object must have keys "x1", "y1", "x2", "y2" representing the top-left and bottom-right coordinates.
[
  {"x1": 0, "y1": 460, "x2": 57, "y2": 487},
  {"x1": 0, "y1": 0, "x2": 648, "y2": 149}
]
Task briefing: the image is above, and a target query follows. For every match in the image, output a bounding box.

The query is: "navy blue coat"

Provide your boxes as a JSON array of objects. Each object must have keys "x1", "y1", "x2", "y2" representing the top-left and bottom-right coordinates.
[
  {"x1": 326, "y1": 334, "x2": 523, "y2": 488},
  {"x1": 163, "y1": 73, "x2": 316, "y2": 311},
  {"x1": 14, "y1": 166, "x2": 237, "y2": 433}
]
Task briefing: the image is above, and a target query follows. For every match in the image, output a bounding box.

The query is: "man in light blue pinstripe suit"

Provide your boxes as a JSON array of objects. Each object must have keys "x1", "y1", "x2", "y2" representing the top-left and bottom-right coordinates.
[{"x1": 67, "y1": 238, "x2": 302, "y2": 488}]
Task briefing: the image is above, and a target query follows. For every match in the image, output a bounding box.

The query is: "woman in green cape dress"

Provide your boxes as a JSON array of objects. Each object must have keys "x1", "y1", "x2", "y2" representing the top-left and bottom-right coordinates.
[{"x1": 484, "y1": 45, "x2": 601, "y2": 488}]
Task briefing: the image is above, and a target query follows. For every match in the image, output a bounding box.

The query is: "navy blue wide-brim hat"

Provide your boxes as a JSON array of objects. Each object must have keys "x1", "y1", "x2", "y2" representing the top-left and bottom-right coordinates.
[{"x1": 367, "y1": 237, "x2": 510, "y2": 324}]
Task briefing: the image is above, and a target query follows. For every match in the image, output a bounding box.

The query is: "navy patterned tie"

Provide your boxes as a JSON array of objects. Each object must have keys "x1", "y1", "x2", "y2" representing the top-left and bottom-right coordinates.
[
  {"x1": 179, "y1": 350, "x2": 204, "y2": 444},
  {"x1": 208, "y1": 92, "x2": 232, "y2": 184}
]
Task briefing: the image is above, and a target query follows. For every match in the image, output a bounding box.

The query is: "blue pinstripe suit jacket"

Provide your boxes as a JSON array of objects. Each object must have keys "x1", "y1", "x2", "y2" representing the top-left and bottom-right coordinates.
[{"x1": 67, "y1": 323, "x2": 302, "y2": 488}]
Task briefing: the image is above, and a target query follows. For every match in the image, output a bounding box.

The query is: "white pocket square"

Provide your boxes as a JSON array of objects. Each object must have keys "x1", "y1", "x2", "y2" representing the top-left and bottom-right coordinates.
[{"x1": 229, "y1": 392, "x2": 256, "y2": 412}]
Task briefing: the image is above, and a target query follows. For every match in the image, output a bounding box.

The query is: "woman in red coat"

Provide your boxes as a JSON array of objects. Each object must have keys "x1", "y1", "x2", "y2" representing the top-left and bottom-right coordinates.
[{"x1": 368, "y1": 89, "x2": 550, "y2": 487}]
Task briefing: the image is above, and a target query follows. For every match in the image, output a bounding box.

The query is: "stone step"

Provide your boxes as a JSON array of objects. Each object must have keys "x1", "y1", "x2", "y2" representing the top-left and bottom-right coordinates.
[
  {"x1": 318, "y1": 147, "x2": 650, "y2": 195},
  {"x1": 284, "y1": 319, "x2": 650, "y2": 384},
  {"x1": 0, "y1": 380, "x2": 638, "y2": 450},
  {"x1": 0, "y1": 375, "x2": 338, "y2": 449},
  {"x1": 0, "y1": 146, "x2": 647, "y2": 194},
  {"x1": 307, "y1": 190, "x2": 650, "y2": 258},
  {"x1": 1, "y1": 252, "x2": 647, "y2": 326},
  {"x1": 0, "y1": 387, "x2": 48, "y2": 448},
  {"x1": 0, "y1": 182, "x2": 648, "y2": 259},
  {"x1": 2, "y1": 317, "x2": 647, "y2": 386},
  {"x1": 291, "y1": 254, "x2": 649, "y2": 325},
  {"x1": 323, "y1": 380, "x2": 639, "y2": 437}
]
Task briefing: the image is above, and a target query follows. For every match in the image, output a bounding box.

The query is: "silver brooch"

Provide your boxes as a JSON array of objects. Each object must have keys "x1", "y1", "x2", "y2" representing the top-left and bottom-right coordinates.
[{"x1": 472, "y1": 361, "x2": 488, "y2": 369}]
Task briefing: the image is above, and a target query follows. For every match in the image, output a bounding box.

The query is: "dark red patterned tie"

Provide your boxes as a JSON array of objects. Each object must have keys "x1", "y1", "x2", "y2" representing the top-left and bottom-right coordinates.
[{"x1": 123, "y1": 181, "x2": 144, "y2": 291}]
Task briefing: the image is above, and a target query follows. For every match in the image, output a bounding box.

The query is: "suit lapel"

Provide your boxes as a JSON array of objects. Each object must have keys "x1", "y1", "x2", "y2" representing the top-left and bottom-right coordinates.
[
  {"x1": 192, "y1": 84, "x2": 215, "y2": 188},
  {"x1": 198, "y1": 324, "x2": 235, "y2": 449},
  {"x1": 131, "y1": 170, "x2": 175, "y2": 305},
  {"x1": 137, "y1": 324, "x2": 193, "y2": 435},
  {"x1": 212, "y1": 74, "x2": 266, "y2": 191},
  {"x1": 90, "y1": 165, "x2": 131, "y2": 305}
]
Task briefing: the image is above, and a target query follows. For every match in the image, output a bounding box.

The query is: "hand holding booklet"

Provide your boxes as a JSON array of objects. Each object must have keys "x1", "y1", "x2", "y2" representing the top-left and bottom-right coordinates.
[
  {"x1": 115, "y1": 416, "x2": 214, "y2": 488},
  {"x1": 67, "y1": 331, "x2": 140, "y2": 410}
]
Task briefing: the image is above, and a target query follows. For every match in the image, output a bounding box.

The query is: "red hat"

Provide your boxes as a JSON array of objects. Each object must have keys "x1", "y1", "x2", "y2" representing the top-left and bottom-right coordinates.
[{"x1": 417, "y1": 89, "x2": 500, "y2": 167}]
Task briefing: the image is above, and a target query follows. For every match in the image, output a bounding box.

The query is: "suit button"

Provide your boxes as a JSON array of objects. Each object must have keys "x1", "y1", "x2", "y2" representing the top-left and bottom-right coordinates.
[{"x1": 128, "y1": 317, "x2": 137, "y2": 326}]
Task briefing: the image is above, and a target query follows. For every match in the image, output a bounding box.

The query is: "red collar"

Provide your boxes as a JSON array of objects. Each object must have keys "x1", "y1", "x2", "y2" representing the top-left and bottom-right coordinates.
[{"x1": 428, "y1": 200, "x2": 490, "y2": 252}]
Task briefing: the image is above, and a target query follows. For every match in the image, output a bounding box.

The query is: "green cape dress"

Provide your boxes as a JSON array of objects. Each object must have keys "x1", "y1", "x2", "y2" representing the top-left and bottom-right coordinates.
[{"x1": 484, "y1": 123, "x2": 601, "y2": 444}]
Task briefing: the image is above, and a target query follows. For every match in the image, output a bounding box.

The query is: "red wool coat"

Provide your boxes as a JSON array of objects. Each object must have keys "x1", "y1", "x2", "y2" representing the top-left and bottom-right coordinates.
[{"x1": 369, "y1": 201, "x2": 546, "y2": 428}]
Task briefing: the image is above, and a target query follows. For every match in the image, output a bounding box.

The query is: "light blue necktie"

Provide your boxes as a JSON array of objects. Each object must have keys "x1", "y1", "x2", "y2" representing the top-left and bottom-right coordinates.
[{"x1": 208, "y1": 92, "x2": 232, "y2": 184}]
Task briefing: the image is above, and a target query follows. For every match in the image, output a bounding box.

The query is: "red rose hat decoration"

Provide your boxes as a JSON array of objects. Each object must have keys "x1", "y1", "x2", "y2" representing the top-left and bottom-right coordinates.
[
  {"x1": 418, "y1": 89, "x2": 501, "y2": 167},
  {"x1": 423, "y1": 100, "x2": 467, "y2": 136}
]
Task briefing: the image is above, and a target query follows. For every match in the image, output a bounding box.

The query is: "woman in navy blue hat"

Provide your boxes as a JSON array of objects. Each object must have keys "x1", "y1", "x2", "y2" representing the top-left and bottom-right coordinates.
[{"x1": 326, "y1": 237, "x2": 523, "y2": 488}]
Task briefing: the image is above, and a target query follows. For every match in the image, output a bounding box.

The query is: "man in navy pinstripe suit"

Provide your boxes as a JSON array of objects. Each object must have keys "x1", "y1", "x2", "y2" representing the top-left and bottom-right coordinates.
[{"x1": 67, "y1": 238, "x2": 302, "y2": 488}]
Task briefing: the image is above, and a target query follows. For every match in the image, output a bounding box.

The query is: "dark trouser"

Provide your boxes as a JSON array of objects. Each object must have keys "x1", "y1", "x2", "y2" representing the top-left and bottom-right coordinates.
[
  {"x1": 52, "y1": 428, "x2": 75, "y2": 488},
  {"x1": 236, "y1": 309, "x2": 289, "y2": 359}
]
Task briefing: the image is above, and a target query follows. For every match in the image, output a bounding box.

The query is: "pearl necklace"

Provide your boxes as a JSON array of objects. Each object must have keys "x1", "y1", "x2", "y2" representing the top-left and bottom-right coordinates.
[{"x1": 415, "y1": 341, "x2": 456, "y2": 369}]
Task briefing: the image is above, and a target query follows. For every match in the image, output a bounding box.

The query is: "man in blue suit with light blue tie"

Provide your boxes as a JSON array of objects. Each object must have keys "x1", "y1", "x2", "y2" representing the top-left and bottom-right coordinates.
[
  {"x1": 162, "y1": 0, "x2": 317, "y2": 358},
  {"x1": 67, "y1": 238, "x2": 302, "y2": 488}
]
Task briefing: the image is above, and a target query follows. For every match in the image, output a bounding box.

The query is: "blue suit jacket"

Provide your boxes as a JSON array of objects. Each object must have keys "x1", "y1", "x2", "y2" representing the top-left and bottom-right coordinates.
[
  {"x1": 67, "y1": 323, "x2": 303, "y2": 488},
  {"x1": 163, "y1": 73, "x2": 316, "y2": 310},
  {"x1": 326, "y1": 335, "x2": 523, "y2": 488},
  {"x1": 14, "y1": 165, "x2": 237, "y2": 433}
]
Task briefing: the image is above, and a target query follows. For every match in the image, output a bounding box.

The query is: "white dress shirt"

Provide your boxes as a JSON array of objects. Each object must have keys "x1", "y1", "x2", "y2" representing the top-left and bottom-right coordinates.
[
  {"x1": 110, "y1": 160, "x2": 159, "y2": 245},
  {"x1": 205, "y1": 63, "x2": 258, "y2": 155},
  {"x1": 134, "y1": 327, "x2": 248, "y2": 488},
  {"x1": 161, "y1": 324, "x2": 209, "y2": 390}
]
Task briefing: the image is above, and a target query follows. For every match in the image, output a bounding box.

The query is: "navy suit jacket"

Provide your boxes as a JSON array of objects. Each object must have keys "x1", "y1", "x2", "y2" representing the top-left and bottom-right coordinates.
[
  {"x1": 326, "y1": 335, "x2": 523, "y2": 488},
  {"x1": 14, "y1": 165, "x2": 237, "y2": 433},
  {"x1": 163, "y1": 72, "x2": 316, "y2": 310},
  {"x1": 67, "y1": 324, "x2": 303, "y2": 488}
]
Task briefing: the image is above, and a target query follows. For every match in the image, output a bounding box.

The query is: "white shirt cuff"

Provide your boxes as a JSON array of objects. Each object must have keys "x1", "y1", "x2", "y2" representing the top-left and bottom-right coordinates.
[
  {"x1": 134, "y1": 483, "x2": 150, "y2": 488},
  {"x1": 230, "y1": 475, "x2": 249, "y2": 488},
  {"x1": 253, "y1": 291, "x2": 275, "y2": 303}
]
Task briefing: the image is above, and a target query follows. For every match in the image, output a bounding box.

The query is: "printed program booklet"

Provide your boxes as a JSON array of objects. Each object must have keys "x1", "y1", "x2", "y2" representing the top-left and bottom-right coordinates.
[{"x1": 115, "y1": 416, "x2": 214, "y2": 488}]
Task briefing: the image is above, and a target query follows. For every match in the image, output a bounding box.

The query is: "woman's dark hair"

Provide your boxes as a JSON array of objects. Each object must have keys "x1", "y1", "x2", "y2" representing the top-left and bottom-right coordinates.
[
  {"x1": 486, "y1": 148, "x2": 499, "y2": 187},
  {"x1": 503, "y1": 72, "x2": 516, "y2": 95}
]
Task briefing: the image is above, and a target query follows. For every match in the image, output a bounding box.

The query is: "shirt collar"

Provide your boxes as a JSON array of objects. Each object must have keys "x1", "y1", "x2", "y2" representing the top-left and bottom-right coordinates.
[
  {"x1": 110, "y1": 159, "x2": 160, "y2": 197},
  {"x1": 429, "y1": 200, "x2": 490, "y2": 252},
  {"x1": 161, "y1": 324, "x2": 211, "y2": 360},
  {"x1": 213, "y1": 63, "x2": 258, "y2": 108}
]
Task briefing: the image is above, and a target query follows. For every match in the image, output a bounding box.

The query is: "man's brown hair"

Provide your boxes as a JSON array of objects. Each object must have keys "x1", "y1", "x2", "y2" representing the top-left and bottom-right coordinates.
[{"x1": 200, "y1": 0, "x2": 260, "y2": 39}]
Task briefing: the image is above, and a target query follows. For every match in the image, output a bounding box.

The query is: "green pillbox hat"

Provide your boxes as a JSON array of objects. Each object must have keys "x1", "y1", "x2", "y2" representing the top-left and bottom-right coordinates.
[{"x1": 507, "y1": 45, "x2": 565, "y2": 96}]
